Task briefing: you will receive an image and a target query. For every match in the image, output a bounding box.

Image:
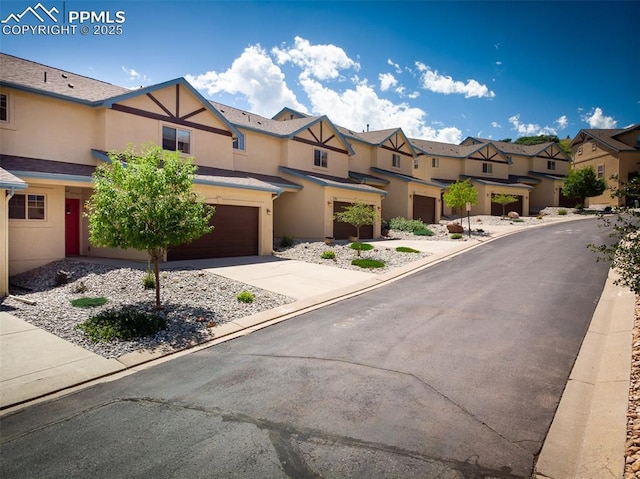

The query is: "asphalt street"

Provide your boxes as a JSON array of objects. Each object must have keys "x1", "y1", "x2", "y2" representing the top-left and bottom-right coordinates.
[{"x1": 0, "y1": 219, "x2": 611, "y2": 478}]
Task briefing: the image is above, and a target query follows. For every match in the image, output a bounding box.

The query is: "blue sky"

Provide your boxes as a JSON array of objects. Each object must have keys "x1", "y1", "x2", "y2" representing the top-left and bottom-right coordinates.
[{"x1": 1, "y1": 0, "x2": 638, "y2": 143}]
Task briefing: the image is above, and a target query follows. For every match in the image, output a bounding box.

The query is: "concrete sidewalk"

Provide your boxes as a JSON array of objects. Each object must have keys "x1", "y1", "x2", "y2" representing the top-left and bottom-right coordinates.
[{"x1": 0, "y1": 215, "x2": 634, "y2": 477}]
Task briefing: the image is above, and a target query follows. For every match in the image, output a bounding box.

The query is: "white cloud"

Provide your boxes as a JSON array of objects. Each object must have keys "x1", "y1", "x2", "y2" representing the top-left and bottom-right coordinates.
[
  {"x1": 298, "y1": 75, "x2": 461, "y2": 142},
  {"x1": 272, "y1": 36, "x2": 359, "y2": 81},
  {"x1": 496, "y1": 61, "x2": 502, "y2": 66},
  {"x1": 491, "y1": 121, "x2": 501, "y2": 128},
  {"x1": 583, "y1": 107, "x2": 617, "y2": 128},
  {"x1": 554, "y1": 115, "x2": 568, "y2": 129},
  {"x1": 186, "y1": 45, "x2": 307, "y2": 117},
  {"x1": 415, "y1": 62, "x2": 495, "y2": 99},
  {"x1": 387, "y1": 58, "x2": 403, "y2": 74},
  {"x1": 508, "y1": 114, "x2": 557, "y2": 136},
  {"x1": 407, "y1": 91, "x2": 420, "y2": 99},
  {"x1": 379, "y1": 72, "x2": 397, "y2": 91},
  {"x1": 122, "y1": 66, "x2": 150, "y2": 83}
]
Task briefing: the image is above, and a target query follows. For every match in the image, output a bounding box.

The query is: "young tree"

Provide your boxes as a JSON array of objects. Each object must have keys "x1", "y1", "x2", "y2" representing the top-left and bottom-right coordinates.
[
  {"x1": 443, "y1": 179, "x2": 478, "y2": 218},
  {"x1": 590, "y1": 175, "x2": 640, "y2": 293},
  {"x1": 562, "y1": 166, "x2": 607, "y2": 207},
  {"x1": 333, "y1": 201, "x2": 377, "y2": 256},
  {"x1": 491, "y1": 193, "x2": 518, "y2": 218},
  {"x1": 86, "y1": 145, "x2": 214, "y2": 309}
]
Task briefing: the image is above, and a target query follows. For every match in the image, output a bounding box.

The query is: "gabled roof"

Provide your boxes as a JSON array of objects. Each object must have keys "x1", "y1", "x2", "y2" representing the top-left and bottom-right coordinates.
[
  {"x1": 0, "y1": 52, "x2": 129, "y2": 104},
  {"x1": 1, "y1": 154, "x2": 96, "y2": 184},
  {"x1": 0, "y1": 54, "x2": 242, "y2": 139},
  {"x1": 410, "y1": 138, "x2": 474, "y2": 158},
  {"x1": 211, "y1": 101, "x2": 355, "y2": 155},
  {"x1": 570, "y1": 124, "x2": 640, "y2": 152},
  {"x1": 271, "y1": 106, "x2": 310, "y2": 120},
  {"x1": 460, "y1": 136, "x2": 567, "y2": 158},
  {"x1": 103, "y1": 78, "x2": 241, "y2": 138}
]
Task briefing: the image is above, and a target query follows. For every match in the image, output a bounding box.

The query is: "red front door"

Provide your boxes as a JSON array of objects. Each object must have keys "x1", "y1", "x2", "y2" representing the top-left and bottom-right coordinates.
[{"x1": 65, "y1": 198, "x2": 80, "y2": 256}]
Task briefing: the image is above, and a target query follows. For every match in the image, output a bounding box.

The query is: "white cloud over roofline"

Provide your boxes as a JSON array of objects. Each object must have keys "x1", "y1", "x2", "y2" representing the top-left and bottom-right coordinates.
[
  {"x1": 508, "y1": 114, "x2": 557, "y2": 137},
  {"x1": 583, "y1": 107, "x2": 617, "y2": 128},
  {"x1": 379, "y1": 72, "x2": 397, "y2": 91},
  {"x1": 185, "y1": 45, "x2": 307, "y2": 117}
]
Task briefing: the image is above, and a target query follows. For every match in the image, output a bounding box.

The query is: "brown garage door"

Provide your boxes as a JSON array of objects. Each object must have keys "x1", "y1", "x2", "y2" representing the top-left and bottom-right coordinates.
[
  {"x1": 559, "y1": 188, "x2": 581, "y2": 208},
  {"x1": 333, "y1": 202, "x2": 374, "y2": 240},
  {"x1": 490, "y1": 195, "x2": 523, "y2": 216},
  {"x1": 413, "y1": 195, "x2": 436, "y2": 224},
  {"x1": 168, "y1": 205, "x2": 259, "y2": 261}
]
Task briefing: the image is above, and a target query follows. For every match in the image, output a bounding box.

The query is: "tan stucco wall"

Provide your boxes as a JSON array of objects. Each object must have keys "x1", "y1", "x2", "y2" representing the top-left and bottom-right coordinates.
[
  {"x1": 284, "y1": 138, "x2": 350, "y2": 178},
  {"x1": 348, "y1": 141, "x2": 375, "y2": 175},
  {"x1": 233, "y1": 128, "x2": 282, "y2": 176},
  {"x1": 274, "y1": 185, "x2": 326, "y2": 240},
  {"x1": 8, "y1": 183, "x2": 65, "y2": 275},
  {"x1": 428, "y1": 156, "x2": 461, "y2": 182},
  {"x1": 530, "y1": 179, "x2": 559, "y2": 211},
  {"x1": 532, "y1": 157, "x2": 569, "y2": 176},
  {"x1": 0, "y1": 87, "x2": 100, "y2": 165},
  {"x1": 464, "y1": 160, "x2": 509, "y2": 179},
  {"x1": 573, "y1": 148, "x2": 620, "y2": 206},
  {"x1": 508, "y1": 155, "x2": 532, "y2": 176},
  {"x1": 104, "y1": 86, "x2": 235, "y2": 170}
]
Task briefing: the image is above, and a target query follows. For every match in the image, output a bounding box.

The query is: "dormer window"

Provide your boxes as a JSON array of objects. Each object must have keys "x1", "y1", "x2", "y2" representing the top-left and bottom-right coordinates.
[
  {"x1": 314, "y1": 149, "x2": 328, "y2": 168},
  {"x1": 431, "y1": 158, "x2": 439, "y2": 168},
  {"x1": 591, "y1": 142, "x2": 596, "y2": 151},
  {"x1": 392, "y1": 153, "x2": 400, "y2": 168},
  {"x1": 482, "y1": 162, "x2": 493, "y2": 174},
  {"x1": 413, "y1": 158, "x2": 419, "y2": 169},
  {"x1": 547, "y1": 161, "x2": 556, "y2": 171}
]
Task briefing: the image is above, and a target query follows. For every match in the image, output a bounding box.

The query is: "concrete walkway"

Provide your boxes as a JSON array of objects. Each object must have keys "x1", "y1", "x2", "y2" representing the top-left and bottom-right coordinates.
[{"x1": 0, "y1": 215, "x2": 634, "y2": 478}]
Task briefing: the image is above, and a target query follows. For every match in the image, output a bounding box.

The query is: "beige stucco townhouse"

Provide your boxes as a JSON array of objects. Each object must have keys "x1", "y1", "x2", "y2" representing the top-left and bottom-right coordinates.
[
  {"x1": 0, "y1": 53, "x2": 286, "y2": 280},
  {"x1": 274, "y1": 108, "x2": 443, "y2": 226},
  {"x1": 411, "y1": 138, "x2": 534, "y2": 216},
  {"x1": 570, "y1": 125, "x2": 640, "y2": 207},
  {"x1": 217, "y1": 103, "x2": 386, "y2": 241},
  {"x1": 461, "y1": 137, "x2": 572, "y2": 212}
]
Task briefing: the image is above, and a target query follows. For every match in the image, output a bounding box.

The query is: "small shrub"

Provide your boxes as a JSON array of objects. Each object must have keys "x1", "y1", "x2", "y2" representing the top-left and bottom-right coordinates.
[
  {"x1": 413, "y1": 227, "x2": 434, "y2": 236},
  {"x1": 237, "y1": 290, "x2": 255, "y2": 303},
  {"x1": 280, "y1": 234, "x2": 294, "y2": 248},
  {"x1": 72, "y1": 281, "x2": 88, "y2": 294},
  {"x1": 351, "y1": 258, "x2": 386, "y2": 269},
  {"x1": 536, "y1": 215, "x2": 543, "y2": 220},
  {"x1": 396, "y1": 246, "x2": 420, "y2": 253},
  {"x1": 512, "y1": 218, "x2": 525, "y2": 222},
  {"x1": 75, "y1": 307, "x2": 167, "y2": 343},
  {"x1": 389, "y1": 217, "x2": 428, "y2": 233},
  {"x1": 71, "y1": 296, "x2": 108, "y2": 308},
  {"x1": 350, "y1": 242, "x2": 374, "y2": 252},
  {"x1": 557, "y1": 208, "x2": 567, "y2": 216},
  {"x1": 143, "y1": 269, "x2": 155, "y2": 289},
  {"x1": 321, "y1": 250, "x2": 336, "y2": 259},
  {"x1": 450, "y1": 233, "x2": 463, "y2": 239}
]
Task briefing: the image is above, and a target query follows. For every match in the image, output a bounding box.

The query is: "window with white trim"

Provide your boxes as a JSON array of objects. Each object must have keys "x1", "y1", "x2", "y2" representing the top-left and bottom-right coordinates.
[
  {"x1": 392, "y1": 153, "x2": 400, "y2": 168},
  {"x1": 233, "y1": 132, "x2": 245, "y2": 151},
  {"x1": 577, "y1": 146, "x2": 583, "y2": 155},
  {"x1": 413, "y1": 158, "x2": 419, "y2": 169},
  {"x1": 597, "y1": 164, "x2": 605, "y2": 178},
  {"x1": 547, "y1": 160, "x2": 556, "y2": 171},
  {"x1": 314, "y1": 149, "x2": 328, "y2": 168},
  {"x1": 9, "y1": 194, "x2": 45, "y2": 220},
  {"x1": 162, "y1": 126, "x2": 191, "y2": 153},
  {"x1": 591, "y1": 142, "x2": 596, "y2": 151},
  {"x1": 482, "y1": 162, "x2": 493, "y2": 174},
  {"x1": 431, "y1": 157, "x2": 439, "y2": 168},
  {"x1": 0, "y1": 93, "x2": 7, "y2": 122}
]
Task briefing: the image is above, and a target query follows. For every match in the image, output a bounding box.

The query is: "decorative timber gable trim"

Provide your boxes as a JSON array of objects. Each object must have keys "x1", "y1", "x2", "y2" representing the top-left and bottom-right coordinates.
[
  {"x1": 468, "y1": 144, "x2": 509, "y2": 164},
  {"x1": 102, "y1": 78, "x2": 241, "y2": 139},
  {"x1": 291, "y1": 118, "x2": 352, "y2": 155},
  {"x1": 380, "y1": 131, "x2": 413, "y2": 157}
]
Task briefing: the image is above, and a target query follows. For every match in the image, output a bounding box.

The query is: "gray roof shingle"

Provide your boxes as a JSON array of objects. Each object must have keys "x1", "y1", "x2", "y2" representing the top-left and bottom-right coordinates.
[{"x1": 0, "y1": 53, "x2": 129, "y2": 103}]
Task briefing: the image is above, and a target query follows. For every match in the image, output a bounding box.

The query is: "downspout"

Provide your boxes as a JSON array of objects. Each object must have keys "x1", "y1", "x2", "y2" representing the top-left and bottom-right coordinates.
[{"x1": 4, "y1": 187, "x2": 16, "y2": 296}]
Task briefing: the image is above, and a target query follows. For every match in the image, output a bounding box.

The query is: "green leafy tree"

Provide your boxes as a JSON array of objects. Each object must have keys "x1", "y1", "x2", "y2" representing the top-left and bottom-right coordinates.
[
  {"x1": 333, "y1": 201, "x2": 377, "y2": 256},
  {"x1": 443, "y1": 179, "x2": 478, "y2": 218},
  {"x1": 491, "y1": 193, "x2": 518, "y2": 218},
  {"x1": 86, "y1": 145, "x2": 214, "y2": 309},
  {"x1": 590, "y1": 175, "x2": 640, "y2": 293},
  {"x1": 514, "y1": 135, "x2": 560, "y2": 145},
  {"x1": 562, "y1": 166, "x2": 607, "y2": 206}
]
